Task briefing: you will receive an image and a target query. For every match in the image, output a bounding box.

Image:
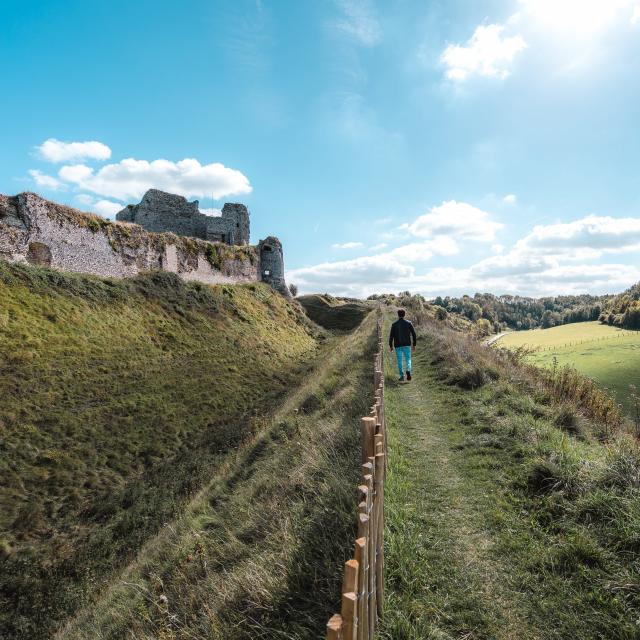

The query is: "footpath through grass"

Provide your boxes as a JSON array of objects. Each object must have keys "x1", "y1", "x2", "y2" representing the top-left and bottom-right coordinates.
[{"x1": 378, "y1": 326, "x2": 640, "y2": 639}]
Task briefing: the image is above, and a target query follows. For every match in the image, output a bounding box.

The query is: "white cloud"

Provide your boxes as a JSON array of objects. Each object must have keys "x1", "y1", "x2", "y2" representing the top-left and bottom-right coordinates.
[
  {"x1": 56, "y1": 157, "x2": 252, "y2": 202},
  {"x1": 92, "y1": 200, "x2": 123, "y2": 219},
  {"x1": 401, "y1": 201, "x2": 503, "y2": 245},
  {"x1": 519, "y1": 0, "x2": 640, "y2": 35},
  {"x1": 289, "y1": 253, "x2": 415, "y2": 297},
  {"x1": 633, "y1": 5, "x2": 640, "y2": 24},
  {"x1": 503, "y1": 194, "x2": 517, "y2": 205},
  {"x1": 369, "y1": 242, "x2": 388, "y2": 251},
  {"x1": 36, "y1": 138, "x2": 112, "y2": 163},
  {"x1": 334, "y1": 0, "x2": 381, "y2": 46},
  {"x1": 289, "y1": 208, "x2": 640, "y2": 298},
  {"x1": 291, "y1": 251, "x2": 640, "y2": 298},
  {"x1": 73, "y1": 194, "x2": 123, "y2": 219},
  {"x1": 332, "y1": 241, "x2": 364, "y2": 249},
  {"x1": 515, "y1": 215, "x2": 640, "y2": 258},
  {"x1": 199, "y1": 207, "x2": 222, "y2": 217},
  {"x1": 441, "y1": 23, "x2": 527, "y2": 81},
  {"x1": 29, "y1": 169, "x2": 65, "y2": 190},
  {"x1": 59, "y1": 164, "x2": 93, "y2": 183},
  {"x1": 392, "y1": 238, "x2": 459, "y2": 259}
]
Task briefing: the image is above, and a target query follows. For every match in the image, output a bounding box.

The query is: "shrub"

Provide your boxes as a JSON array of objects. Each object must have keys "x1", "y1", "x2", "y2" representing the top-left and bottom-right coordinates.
[{"x1": 553, "y1": 405, "x2": 584, "y2": 438}]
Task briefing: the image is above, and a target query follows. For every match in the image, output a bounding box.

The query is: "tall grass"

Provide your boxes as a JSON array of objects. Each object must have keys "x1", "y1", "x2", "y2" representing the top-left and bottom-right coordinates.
[
  {"x1": 58, "y1": 305, "x2": 379, "y2": 640},
  {"x1": 412, "y1": 307, "x2": 626, "y2": 439}
]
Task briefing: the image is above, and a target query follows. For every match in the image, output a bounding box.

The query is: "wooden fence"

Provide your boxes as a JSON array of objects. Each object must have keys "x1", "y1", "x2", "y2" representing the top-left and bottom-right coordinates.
[{"x1": 326, "y1": 317, "x2": 387, "y2": 640}]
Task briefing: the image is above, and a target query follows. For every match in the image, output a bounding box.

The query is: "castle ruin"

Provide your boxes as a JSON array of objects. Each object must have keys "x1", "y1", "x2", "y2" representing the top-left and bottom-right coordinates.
[{"x1": 0, "y1": 189, "x2": 291, "y2": 298}]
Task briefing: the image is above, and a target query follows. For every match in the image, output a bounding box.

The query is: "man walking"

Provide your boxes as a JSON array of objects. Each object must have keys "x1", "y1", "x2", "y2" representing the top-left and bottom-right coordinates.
[{"x1": 389, "y1": 308, "x2": 417, "y2": 382}]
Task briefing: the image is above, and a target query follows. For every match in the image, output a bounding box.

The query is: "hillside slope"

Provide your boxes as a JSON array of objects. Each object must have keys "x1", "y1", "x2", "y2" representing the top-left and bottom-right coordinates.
[
  {"x1": 0, "y1": 261, "x2": 321, "y2": 639},
  {"x1": 58, "y1": 309, "x2": 378, "y2": 640},
  {"x1": 601, "y1": 281, "x2": 640, "y2": 329}
]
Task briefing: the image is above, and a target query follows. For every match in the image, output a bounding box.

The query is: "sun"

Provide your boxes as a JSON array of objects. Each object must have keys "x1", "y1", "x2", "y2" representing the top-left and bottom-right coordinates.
[{"x1": 519, "y1": 0, "x2": 636, "y2": 36}]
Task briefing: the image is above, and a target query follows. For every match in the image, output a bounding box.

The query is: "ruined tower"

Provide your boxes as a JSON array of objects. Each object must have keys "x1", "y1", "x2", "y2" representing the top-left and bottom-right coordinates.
[
  {"x1": 209, "y1": 203, "x2": 250, "y2": 245},
  {"x1": 259, "y1": 236, "x2": 290, "y2": 298}
]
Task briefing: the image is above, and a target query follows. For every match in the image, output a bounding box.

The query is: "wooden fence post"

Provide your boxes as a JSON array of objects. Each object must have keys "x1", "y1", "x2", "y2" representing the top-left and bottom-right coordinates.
[
  {"x1": 367, "y1": 456, "x2": 377, "y2": 635},
  {"x1": 342, "y1": 559, "x2": 359, "y2": 640},
  {"x1": 374, "y1": 450, "x2": 385, "y2": 618},
  {"x1": 327, "y1": 614, "x2": 344, "y2": 640},
  {"x1": 355, "y1": 535, "x2": 368, "y2": 640},
  {"x1": 361, "y1": 417, "x2": 376, "y2": 466}
]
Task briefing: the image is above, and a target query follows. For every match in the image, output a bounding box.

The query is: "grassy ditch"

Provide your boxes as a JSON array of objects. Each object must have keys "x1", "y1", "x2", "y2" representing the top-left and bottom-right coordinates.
[
  {"x1": 379, "y1": 316, "x2": 640, "y2": 639},
  {"x1": 58, "y1": 307, "x2": 378, "y2": 639},
  {"x1": 0, "y1": 261, "x2": 321, "y2": 640},
  {"x1": 296, "y1": 294, "x2": 373, "y2": 331}
]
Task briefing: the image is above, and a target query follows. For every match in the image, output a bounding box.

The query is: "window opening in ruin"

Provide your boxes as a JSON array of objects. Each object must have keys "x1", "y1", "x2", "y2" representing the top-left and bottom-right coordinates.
[
  {"x1": 264, "y1": 269, "x2": 271, "y2": 276},
  {"x1": 263, "y1": 245, "x2": 273, "y2": 252}
]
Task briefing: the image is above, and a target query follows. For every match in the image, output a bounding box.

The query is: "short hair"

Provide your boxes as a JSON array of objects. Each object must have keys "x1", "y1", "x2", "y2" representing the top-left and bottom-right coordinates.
[{"x1": 397, "y1": 308, "x2": 406, "y2": 318}]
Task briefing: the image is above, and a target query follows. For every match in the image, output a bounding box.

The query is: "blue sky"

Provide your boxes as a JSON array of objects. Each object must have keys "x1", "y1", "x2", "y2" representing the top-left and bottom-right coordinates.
[{"x1": 2, "y1": 0, "x2": 640, "y2": 298}]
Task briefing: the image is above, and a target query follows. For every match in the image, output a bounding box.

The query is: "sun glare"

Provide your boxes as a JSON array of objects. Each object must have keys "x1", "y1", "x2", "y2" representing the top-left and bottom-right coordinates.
[{"x1": 519, "y1": 0, "x2": 637, "y2": 36}]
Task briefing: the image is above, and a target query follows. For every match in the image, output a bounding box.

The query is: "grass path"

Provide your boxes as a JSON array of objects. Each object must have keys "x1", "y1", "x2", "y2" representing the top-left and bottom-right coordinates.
[
  {"x1": 378, "y1": 345, "x2": 535, "y2": 639},
  {"x1": 377, "y1": 335, "x2": 639, "y2": 639}
]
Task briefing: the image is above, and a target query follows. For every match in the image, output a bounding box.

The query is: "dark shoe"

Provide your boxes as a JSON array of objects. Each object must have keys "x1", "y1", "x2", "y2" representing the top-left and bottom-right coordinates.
[
  {"x1": 398, "y1": 376, "x2": 405, "y2": 382},
  {"x1": 406, "y1": 371, "x2": 412, "y2": 381}
]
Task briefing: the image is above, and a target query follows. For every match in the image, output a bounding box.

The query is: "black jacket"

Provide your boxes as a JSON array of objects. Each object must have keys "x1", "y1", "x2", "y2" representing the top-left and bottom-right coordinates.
[{"x1": 389, "y1": 318, "x2": 417, "y2": 349}]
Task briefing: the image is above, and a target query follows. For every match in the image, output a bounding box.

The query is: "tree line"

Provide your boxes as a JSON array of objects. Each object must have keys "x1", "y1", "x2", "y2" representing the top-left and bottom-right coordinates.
[
  {"x1": 367, "y1": 283, "x2": 640, "y2": 334},
  {"x1": 599, "y1": 282, "x2": 640, "y2": 330},
  {"x1": 430, "y1": 292, "x2": 609, "y2": 332}
]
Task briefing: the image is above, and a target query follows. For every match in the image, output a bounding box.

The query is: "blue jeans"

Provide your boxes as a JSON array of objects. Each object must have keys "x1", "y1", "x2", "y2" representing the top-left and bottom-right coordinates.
[{"x1": 395, "y1": 346, "x2": 412, "y2": 377}]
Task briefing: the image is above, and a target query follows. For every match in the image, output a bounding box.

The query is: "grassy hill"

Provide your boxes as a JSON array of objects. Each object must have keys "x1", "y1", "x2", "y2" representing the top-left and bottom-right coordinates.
[
  {"x1": 296, "y1": 293, "x2": 372, "y2": 330},
  {"x1": 0, "y1": 261, "x2": 324, "y2": 639},
  {"x1": 496, "y1": 321, "x2": 640, "y2": 415},
  {"x1": 59, "y1": 307, "x2": 378, "y2": 640}
]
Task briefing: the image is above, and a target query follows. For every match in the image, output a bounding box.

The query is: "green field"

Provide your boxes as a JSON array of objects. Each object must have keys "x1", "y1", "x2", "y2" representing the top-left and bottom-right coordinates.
[{"x1": 497, "y1": 321, "x2": 640, "y2": 415}]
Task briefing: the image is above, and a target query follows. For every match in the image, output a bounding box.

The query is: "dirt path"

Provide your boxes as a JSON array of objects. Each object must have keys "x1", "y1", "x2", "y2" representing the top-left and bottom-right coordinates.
[
  {"x1": 378, "y1": 342, "x2": 539, "y2": 640},
  {"x1": 484, "y1": 332, "x2": 507, "y2": 346}
]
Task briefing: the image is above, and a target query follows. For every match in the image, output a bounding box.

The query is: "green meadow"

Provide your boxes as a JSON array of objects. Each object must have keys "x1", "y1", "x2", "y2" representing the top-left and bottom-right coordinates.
[{"x1": 497, "y1": 321, "x2": 640, "y2": 415}]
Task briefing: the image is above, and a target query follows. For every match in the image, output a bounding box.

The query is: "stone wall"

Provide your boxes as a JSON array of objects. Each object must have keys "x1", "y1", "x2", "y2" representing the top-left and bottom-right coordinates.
[{"x1": 0, "y1": 193, "x2": 259, "y2": 286}]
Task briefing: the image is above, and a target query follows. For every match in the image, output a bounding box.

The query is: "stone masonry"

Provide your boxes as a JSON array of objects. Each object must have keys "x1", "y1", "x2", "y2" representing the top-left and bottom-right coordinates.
[
  {"x1": 116, "y1": 189, "x2": 250, "y2": 245},
  {"x1": 0, "y1": 191, "x2": 291, "y2": 297}
]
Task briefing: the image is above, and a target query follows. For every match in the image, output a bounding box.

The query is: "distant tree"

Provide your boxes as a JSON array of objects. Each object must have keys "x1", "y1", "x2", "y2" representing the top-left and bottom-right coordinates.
[
  {"x1": 541, "y1": 310, "x2": 557, "y2": 329},
  {"x1": 434, "y1": 306, "x2": 447, "y2": 321},
  {"x1": 601, "y1": 282, "x2": 640, "y2": 329},
  {"x1": 624, "y1": 301, "x2": 640, "y2": 329},
  {"x1": 288, "y1": 283, "x2": 298, "y2": 297},
  {"x1": 476, "y1": 318, "x2": 492, "y2": 337}
]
